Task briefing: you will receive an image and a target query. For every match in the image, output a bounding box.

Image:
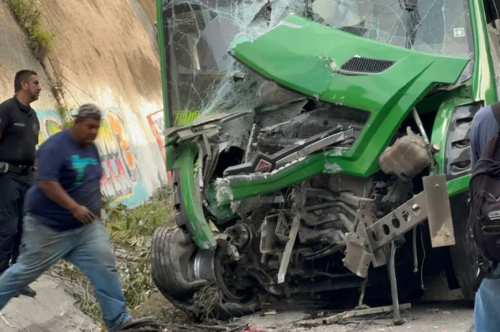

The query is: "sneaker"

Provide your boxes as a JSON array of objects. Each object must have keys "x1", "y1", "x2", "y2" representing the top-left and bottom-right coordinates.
[
  {"x1": 112, "y1": 318, "x2": 157, "y2": 331},
  {"x1": 19, "y1": 285, "x2": 36, "y2": 297}
]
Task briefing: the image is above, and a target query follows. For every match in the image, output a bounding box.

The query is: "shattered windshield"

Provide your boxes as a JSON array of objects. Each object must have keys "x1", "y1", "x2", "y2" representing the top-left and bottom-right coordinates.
[
  {"x1": 311, "y1": 0, "x2": 473, "y2": 58},
  {"x1": 162, "y1": 0, "x2": 473, "y2": 121}
]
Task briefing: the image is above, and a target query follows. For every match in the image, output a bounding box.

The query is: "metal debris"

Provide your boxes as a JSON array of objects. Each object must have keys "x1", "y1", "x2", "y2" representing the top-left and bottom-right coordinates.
[
  {"x1": 116, "y1": 320, "x2": 249, "y2": 332},
  {"x1": 264, "y1": 310, "x2": 277, "y2": 315},
  {"x1": 295, "y1": 303, "x2": 412, "y2": 327}
]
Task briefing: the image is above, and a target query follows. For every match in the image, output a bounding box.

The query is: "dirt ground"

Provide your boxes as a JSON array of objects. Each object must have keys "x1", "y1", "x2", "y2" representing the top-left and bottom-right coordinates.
[
  {"x1": 238, "y1": 272, "x2": 474, "y2": 332},
  {"x1": 134, "y1": 271, "x2": 474, "y2": 332},
  {"x1": 239, "y1": 302, "x2": 473, "y2": 332}
]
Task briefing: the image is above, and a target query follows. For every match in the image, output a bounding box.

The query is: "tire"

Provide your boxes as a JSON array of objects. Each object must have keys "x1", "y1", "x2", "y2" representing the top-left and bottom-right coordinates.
[
  {"x1": 151, "y1": 226, "x2": 258, "y2": 320},
  {"x1": 151, "y1": 226, "x2": 206, "y2": 317},
  {"x1": 449, "y1": 192, "x2": 480, "y2": 302},
  {"x1": 151, "y1": 227, "x2": 206, "y2": 296}
]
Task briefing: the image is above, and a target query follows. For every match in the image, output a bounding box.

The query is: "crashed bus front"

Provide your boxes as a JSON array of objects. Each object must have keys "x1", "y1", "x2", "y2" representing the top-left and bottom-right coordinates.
[{"x1": 152, "y1": 0, "x2": 498, "y2": 320}]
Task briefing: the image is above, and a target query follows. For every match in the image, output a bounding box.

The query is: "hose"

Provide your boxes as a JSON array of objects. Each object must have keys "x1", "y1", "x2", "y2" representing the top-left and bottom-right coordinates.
[
  {"x1": 412, "y1": 108, "x2": 429, "y2": 144},
  {"x1": 302, "y1": 243, "x2": 345, "y2": 260}
]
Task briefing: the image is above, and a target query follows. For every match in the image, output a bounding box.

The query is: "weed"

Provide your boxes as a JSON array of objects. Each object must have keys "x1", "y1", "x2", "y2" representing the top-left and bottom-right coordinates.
[
  {"x1": 8, "y1": 0, "x2": 54, "y2": 60},
  {"x1": 56, "y1": 105, "x2": 74, "y2": 129},
  {"x1": 193, "y1": 286, "x2": 221, "y2": 321},
  {"x1": 49, "y1": 185, "x2": 176, "y2": 324}
]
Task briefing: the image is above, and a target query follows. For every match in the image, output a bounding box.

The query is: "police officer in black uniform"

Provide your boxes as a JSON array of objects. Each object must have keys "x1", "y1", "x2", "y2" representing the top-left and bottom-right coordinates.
[{"x1": 0, "y1": 70, "x2": 42, "y2": 298}]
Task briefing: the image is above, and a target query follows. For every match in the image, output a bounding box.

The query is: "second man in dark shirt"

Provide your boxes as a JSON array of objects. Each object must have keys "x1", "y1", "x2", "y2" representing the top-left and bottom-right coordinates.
[{"x1": 0, "y1": 70, "x2": 42, "y2": 297}]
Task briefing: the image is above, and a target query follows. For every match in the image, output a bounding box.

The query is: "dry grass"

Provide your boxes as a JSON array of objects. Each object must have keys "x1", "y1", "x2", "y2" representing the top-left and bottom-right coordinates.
[
  {"x1": 193, "y1": 286, "x2": 222, "y2": 322},
  {"x1": 49, "y1": 185, "x2": 176, "y2": 325}
]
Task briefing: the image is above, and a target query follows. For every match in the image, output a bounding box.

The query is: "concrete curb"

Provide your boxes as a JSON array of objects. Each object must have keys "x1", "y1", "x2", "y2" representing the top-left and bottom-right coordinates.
[{"x1": 0, "y1": 275, "x2": 98, "y2": 332}]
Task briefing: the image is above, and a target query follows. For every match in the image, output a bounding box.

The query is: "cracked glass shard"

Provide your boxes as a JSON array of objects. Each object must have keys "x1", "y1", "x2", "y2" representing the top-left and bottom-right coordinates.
[{"x1": 162, "y1": 0, "x2": 474, "y2": 124}]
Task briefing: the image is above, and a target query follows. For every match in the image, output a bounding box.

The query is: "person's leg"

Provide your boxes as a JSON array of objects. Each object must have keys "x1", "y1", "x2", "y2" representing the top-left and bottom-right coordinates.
[
  {"x1": 0, "y1": 173, "x2": 22, "y2": 274},
  {"x1": 65, "y1": 221, "x2": 131, "y2": 331},
  {"x1": 474, "y1": 264, "x2": 500, "y2": 332},
  {"x1": 12, "y1": 173, "x2": 34, "y2": 264},
  {"x1": 0, "y1": 214, "x2": 69, "y2": 309},
  {"x1": 11, "y1": 173, "x2": 37, "y2": 297}
]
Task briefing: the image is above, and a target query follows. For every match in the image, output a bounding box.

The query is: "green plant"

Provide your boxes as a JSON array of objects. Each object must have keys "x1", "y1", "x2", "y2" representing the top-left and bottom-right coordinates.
[
  {"x1": 57, "y1": 105, "x2": 74, "y2": 129},
  {"x1": 8, "y1": 0, "x2": 54, "y2": 60}
]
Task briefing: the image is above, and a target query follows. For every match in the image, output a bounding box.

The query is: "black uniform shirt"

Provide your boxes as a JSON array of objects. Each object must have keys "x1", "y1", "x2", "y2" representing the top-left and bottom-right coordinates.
[{"x1": 0, "y1": 97, "x2": 40, "y2": 166}]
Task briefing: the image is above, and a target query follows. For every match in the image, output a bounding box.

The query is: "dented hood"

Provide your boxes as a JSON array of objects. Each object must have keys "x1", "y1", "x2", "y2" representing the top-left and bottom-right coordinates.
[{"x1": 230, "y1": 14, "x2": 470, "y2": 113}]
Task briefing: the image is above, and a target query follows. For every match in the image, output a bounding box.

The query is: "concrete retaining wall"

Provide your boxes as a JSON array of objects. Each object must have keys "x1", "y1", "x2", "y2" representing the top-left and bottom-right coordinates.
[{"x1": 0, "y1": 0, "x2": 166, "y2": 207}]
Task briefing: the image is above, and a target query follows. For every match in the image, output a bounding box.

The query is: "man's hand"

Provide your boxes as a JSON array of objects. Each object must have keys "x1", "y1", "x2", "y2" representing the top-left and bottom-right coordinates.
[{"x1": 71, "y1": 205, "x2": 96, "y2": 224}]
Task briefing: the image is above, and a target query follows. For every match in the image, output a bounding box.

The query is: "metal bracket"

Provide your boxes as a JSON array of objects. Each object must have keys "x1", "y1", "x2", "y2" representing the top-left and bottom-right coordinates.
[
  {"x1": 163, "y1": 110, "x2": 253, "y2": 139},
  {"x1": 277, "y1": 213, "x2": 301, "y2": 284},
  {"x1": 223, "y1": 127, "x2": 354, "y2": 176},
  {"x1": 366, "y1": 192, "x2": 428, "y2": 252},
  {"x1": 423, "y1": 175, "x2": 455, "y2": 247},
  {"x1": 342, "y1": 174, "x2": 454, "y2": 277},
  {"x1": 343, "y1": 223, "x2": 374, "y2": 278}
]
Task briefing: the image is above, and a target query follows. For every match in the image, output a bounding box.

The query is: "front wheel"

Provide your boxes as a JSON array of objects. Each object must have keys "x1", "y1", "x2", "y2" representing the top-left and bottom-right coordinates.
[{"x1": 151, "y1": 226, "x2": 258, "y2": 320}]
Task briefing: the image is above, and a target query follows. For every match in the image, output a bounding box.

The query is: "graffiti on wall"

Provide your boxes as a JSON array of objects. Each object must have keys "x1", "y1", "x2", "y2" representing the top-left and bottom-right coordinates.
[
  {"x1": 96, "y1": 109, "x2": 142, "y2": 203},
  {"x1": 36, "y1": 108, "x2": 150, "y2": 205},
  {"x1": 35, "y1": 108, "x2": 199, "y2": 204},
  {"x1": 37, "y1": 110, "x2": 63, "y2": 145},
  {"x1": 148, "y1": 110, "x2": 202, "y2": 183},
  {"x1": 145, "y1": 109, "x2": 203, "y2": 159},
  {"x1": 147, "y1": 110, "x2": 165, "y2": 162},
  {"x1": 174, "y1": 110, "x2": 201, "y2": 126}
]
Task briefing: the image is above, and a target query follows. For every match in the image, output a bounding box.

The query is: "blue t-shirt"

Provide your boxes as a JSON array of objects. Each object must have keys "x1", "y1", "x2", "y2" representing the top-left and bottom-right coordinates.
[
  {"x1": 470, "y1": 105, "x2": 499, "y2": 167},
  {"x1": 25, "y1": 129, "x2": 102, "y2": 231}
]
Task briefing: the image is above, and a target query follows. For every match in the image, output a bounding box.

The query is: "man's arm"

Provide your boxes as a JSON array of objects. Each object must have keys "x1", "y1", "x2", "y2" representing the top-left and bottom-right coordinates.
[
  {"x1": 39, "y1": 181, "x2": 79, "y2": 212},
  {"x1": 94, "y1": 143, "x2": 103, "y2": 219},
  {"x1": 37, "y1": 140, "x2": 95, "y2": 223},
  {"x1": 470, "y1": 106, "x2": 499, "y2": 167},
  {"x1": 470, "y1": 111, "x2": 480, "y2": 167},
  {"x1": 0, "y1": 103, "x2": 12, "y2": 140}
]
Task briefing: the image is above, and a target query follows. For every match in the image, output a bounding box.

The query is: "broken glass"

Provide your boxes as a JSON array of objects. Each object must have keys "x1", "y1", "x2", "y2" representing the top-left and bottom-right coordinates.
[
  {"x1": 161, "y1": 0, "x2": 474, "y2": 121},
  {"x1": 311, "y1": 0, "x2": 473, "y2": 59}
]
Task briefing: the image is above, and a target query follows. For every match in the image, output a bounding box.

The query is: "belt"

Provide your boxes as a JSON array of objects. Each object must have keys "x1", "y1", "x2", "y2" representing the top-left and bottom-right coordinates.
[{"x1": 0, "y1": 162, "x2": 36, "y2": 175}]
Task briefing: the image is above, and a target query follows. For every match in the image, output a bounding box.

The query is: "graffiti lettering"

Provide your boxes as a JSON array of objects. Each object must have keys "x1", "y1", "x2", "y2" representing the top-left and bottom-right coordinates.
[
  {"x1": 147, "y1": 110, "x2": 165, "y2": 162},
  {"x1": 96, "y1": 110, "x2": 140, "y2": 202},
  {"x1": 37, "y1": 108, "x2": 143, "y2": 204},
  {"x1": 174, "y1": 110, "x2": 201, "y2": 126}
]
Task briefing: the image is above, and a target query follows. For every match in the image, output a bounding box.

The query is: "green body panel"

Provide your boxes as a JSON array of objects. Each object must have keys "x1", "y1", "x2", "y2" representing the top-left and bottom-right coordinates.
[
  {"x1": 215, "y1": 154, "x2": 474, "y2": 206},
  {"x1": 173, "y1": 144, "x2": 216, "y2": 249},
  {"x1": 157, "y1": 0, "x2": 499, "y2": 242},
  {"x1": 429, "y1": 87, "x2": 473, "y2": 176},
  {"x1": 216, "y1": 153, "x2": 325, "y2": 205},
  {"x1": 446, "y1": 176, "x2": 472, "y2": 196},
  {"x1": 212, "y1": 14, "x2": 475, "y2": 205},
  {"x1": 469, "y1": 0, "x2": 497, "y2": 103},
  {"x1": 231, "y1": 14, "x2": 469, "y2": 178},
  {"x1": 156, "y1": 0, "x2": 174, "y2": 171},
  {"x1": 427, "y1": 87, "x2": 476, "y2": 196},
  {"x1": 428, "y1": 0, "x2": 498, "y2": 195}
]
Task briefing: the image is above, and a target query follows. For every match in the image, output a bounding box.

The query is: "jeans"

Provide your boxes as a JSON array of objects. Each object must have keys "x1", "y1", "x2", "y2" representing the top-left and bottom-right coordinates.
[
  {"x1": 475, "y1": 264, "x2": 500, "y2": 332},
  {"x1": 0, "y1": 172, "x2": 34, "y2": 272},
  {"x1": 0, "y1": 214, "x2": 131, "y2": 331}
]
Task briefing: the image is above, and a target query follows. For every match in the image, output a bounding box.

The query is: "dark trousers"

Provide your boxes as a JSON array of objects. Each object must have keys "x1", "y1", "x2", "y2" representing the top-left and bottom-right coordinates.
[{"x1": 0, "y1": 172, "x2": 33, "y2": 273}]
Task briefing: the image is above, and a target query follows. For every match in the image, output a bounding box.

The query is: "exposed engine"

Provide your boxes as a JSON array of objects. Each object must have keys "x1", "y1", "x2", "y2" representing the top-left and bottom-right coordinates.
[{"x1": 152, "y1": 90, "x2": 439, "y2": 320}]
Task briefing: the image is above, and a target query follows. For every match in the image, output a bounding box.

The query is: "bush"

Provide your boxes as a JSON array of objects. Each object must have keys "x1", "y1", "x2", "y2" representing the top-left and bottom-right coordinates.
[{"x1": 8, "y1": 0, "x2": 54, "y2": 60}]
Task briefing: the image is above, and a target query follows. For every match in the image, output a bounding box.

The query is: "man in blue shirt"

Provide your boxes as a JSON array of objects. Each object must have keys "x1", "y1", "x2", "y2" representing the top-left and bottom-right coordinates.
[
  {"x1": 470, "y1": 104, "x2": 500, "y2": 332},
  {"x1": 0, "y1": 104, "x2": 133, "y2": 331}
]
